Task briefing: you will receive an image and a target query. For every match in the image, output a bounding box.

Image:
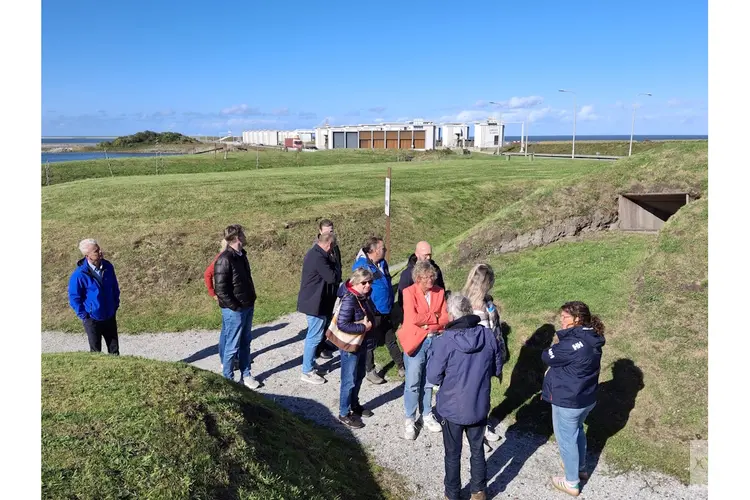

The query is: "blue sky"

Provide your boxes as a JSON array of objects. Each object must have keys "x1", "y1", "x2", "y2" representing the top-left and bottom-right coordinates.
[{"x1": 41, "y1": 0, "x2": 707, "y2": 136}]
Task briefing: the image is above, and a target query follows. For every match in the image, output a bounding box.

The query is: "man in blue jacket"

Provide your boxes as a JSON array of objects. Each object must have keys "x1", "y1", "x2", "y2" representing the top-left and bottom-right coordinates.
[
  {"x1": 427, "y1": 293, "x2": 503, "y2": 500},
  {"x1": 352, "y1": 236, "x2": 401, "y2": 384},
  {"x1": 68, "y1": 238, "x2": 121, "y2": 355}
]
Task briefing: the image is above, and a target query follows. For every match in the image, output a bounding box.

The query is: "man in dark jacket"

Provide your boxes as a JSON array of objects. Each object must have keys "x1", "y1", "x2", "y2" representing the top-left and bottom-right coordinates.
[
  {"x1": 298, "y1": 231, "x2": 339, "y2": 385},
  {"x1": 215, "y1": 224, "x2": 260, "y2": 389},
  {"x1": 395, "y1": 241, "x2": 446, "y2": 321},
  {"x1": 427, "y1": 293, "x2": 503, "y2": 500},
  {"x1": 313, "y1": 219, "x2": 342, "y2": 360},
  {"x1": 68, "y1": 238, "x2": 121, "y2": 355}
]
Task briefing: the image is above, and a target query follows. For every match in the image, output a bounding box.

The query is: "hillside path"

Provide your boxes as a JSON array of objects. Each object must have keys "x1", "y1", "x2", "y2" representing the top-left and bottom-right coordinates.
[{"x1": 42, "y1": 313, "x2": 707, "y2": 500}]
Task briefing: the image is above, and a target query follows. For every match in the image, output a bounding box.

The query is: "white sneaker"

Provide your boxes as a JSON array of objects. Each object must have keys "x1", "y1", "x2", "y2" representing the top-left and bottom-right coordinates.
[
  {"x1": 485, "y1": 425, "x2": 501, "y2": 442},
  {"x1": 423, "y1": 413, "x2": 442, "y2": 433},
  {"x1": 404, "y1": 419, "x2": 417, "y2": 440},
  {"x1": 300, "y1": 371, "x2": 326, "y2": 385},
  {"x1": 242, "y1": 375, "x2": 261, "y2": 390}
]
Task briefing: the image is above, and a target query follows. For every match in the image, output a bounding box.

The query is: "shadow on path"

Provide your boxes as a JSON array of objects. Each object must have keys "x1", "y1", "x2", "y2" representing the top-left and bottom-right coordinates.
[
  {"x1": 180, "y1": 322, "x2": 290, "y2": 364},
  {"x1": 484, "y1": 395, "x2": 554, "y2": 498}
]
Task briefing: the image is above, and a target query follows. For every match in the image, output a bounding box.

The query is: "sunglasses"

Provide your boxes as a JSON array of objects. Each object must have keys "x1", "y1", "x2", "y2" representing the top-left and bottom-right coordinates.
[{"x1": 362, "y1": 280, "x2": 373, "y2": 285}]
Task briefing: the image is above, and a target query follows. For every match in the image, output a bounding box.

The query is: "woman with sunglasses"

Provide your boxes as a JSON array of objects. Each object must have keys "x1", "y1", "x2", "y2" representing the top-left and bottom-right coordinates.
[
  {"x1": 334, "y1": 267, "x2": 376, "y2": 429},
  {"x1": 542, "y1": 301, "x2": 606, "y2": 497}
]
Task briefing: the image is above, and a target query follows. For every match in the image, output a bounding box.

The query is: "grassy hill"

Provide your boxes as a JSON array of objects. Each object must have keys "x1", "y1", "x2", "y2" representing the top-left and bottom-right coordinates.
[
  {"x1": 41, "y1": 156, "x2": 593, "y2": 332},
  {"x1": 41, "y1": 148, "x2": 480, "y2": 186},
  {"x1": 500, "y1": 139, "x2": 699, "y2": 156},
  {"x1": 42, "y1": 353, "x2": 407, "y2": 499},
  {"x1": 41, "y1": 140, "x2": 708, "y2": 483},
  {"x1": 98, "y1": 130, "x2": 200, "y2": 148}
]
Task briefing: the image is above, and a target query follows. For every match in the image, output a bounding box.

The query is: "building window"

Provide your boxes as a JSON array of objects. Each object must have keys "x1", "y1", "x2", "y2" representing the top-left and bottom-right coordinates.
[{"x1": 494, "y1": 135, "x2": 499, "y2": 145}]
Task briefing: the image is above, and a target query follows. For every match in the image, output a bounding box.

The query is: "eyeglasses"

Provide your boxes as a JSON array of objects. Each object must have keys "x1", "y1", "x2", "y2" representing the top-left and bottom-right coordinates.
[{"x1": 362, "y1": 280, "x2": 373, "y2": 285}]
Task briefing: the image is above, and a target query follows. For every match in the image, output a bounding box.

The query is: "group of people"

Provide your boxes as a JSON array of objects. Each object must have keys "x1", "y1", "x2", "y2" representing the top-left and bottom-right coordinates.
[{"x1": 67, "y1": 221, "x2": 607, "y2": 499}]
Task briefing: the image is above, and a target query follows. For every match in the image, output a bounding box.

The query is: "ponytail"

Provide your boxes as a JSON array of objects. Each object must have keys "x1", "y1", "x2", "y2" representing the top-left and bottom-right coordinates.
[{"x1": 560, "y1": 301, "x2": 605, "y2": 337}]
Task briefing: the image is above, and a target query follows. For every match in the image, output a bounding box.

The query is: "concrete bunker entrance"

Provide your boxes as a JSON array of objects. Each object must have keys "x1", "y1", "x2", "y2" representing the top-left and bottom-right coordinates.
[{"x1": 618, "y1": 193, "x2": 691, "y2": 231}]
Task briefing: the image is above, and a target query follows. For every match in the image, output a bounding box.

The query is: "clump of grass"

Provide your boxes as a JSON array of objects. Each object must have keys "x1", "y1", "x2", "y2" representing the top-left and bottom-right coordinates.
[{"x1": 42, "y1": 353, "x2": 409, "y2": 499}]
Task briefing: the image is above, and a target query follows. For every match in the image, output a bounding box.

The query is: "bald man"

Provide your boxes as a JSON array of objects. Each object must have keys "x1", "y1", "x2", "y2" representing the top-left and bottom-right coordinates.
[
  {"x1": 398, "y1": 241, "x2": 446, "y2": 303},
  {"x1": 395, "y1": 241, "x2": 446, "y2": 321}
]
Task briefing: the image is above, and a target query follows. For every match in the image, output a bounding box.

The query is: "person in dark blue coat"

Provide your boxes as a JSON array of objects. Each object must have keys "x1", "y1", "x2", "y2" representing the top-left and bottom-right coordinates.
[
  {"x1": 541, "y1": 301, "x2": 606, "y2": 497},
  {"x1": 332, "y1": 267, "x2": 377, "y2": 429},
  {"x1": 67, "y1": 238, "x2": 121, "y2": 355},
  {"x1": 427, "y1": 293, "x2": 503, "y2": 500}
]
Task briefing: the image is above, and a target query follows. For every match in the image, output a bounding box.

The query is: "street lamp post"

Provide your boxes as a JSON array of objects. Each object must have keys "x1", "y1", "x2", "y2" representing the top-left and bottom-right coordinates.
[
  {"x1": 629, "y1": 92, "x2": 653, "y2": 156},
  {"x1": 558, "y1": 89, "x2": 576, "y2": 158}
]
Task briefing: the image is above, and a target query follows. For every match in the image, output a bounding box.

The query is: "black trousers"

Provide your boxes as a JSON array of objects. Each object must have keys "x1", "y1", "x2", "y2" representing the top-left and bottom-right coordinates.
[
  {"x1": 441, "y1": 417, "x2": 487, "y2": 499},
  {"x1": 365, "y1": 312, "x2": 404, "y2": 372},
  {"x1": 83, "y1": 315, "x2": 119, "y2": 355}
]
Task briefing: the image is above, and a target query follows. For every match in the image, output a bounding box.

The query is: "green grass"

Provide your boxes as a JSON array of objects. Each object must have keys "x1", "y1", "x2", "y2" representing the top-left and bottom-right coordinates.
[
  {"x1": 501, "y1": 139, "x2": 701, "y2": 156},
  {"x1": 42, "y1": 157, "x2": 594, "y2": 332},
  {"x1": 41, "y1": 148, "x2": 489, "y2": 186},
  {"x1": 422, "y1": 200, "x2": 706, "y2": 483},
  {"x1": 42, "y1": 353, "x2": 409, "y2": 499},
  {"x1": 449, "y1": 141, "x2": 707, "y2": 262}
]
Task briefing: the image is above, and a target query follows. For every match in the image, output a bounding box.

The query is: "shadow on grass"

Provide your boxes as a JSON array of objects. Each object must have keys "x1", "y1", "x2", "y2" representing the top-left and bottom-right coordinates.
[
  {"x1": 490, "y1": 324, "x2": 555, "y2": 423},
  {"x1": 179, "y1": 322, "x2": 290, "y2": 363},
  {"x1": 585, "y1": 358, "x2": 645, "y2": 476}
]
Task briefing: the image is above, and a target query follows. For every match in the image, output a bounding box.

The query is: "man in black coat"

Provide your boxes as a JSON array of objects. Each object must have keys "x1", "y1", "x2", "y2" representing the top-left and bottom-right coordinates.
[
  {"x1": 314, "y1": 219, "x2": 342, "y2": 360},
  {"x1": 394, "y1": 241, "x2": 446, "y2": 325},
  {"x1": 297, "y1": 231, "x2": 339, "y2": 385},
  {"x1": 215, "y1": 224, "x2": 260, "y2": 389}
]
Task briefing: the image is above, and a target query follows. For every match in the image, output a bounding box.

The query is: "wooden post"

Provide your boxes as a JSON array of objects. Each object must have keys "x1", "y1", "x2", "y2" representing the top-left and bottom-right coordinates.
[
  {"x1": 385, "y1": 167, "x2": 391, "y2": 263},
  {"x1": 256, "y1": 147, "x2": 259, "y2": 169},
  {"x1": 104, "y1": 148, "x2": 113, "y2": 177},
  {"x1": 45, "y1": 160, "x2": 50, "y2": 186}
]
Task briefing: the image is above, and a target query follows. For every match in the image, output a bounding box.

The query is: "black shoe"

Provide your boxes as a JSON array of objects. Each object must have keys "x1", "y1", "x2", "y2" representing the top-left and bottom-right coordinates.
[
  {"x1": 318, "y1": 349, "x2": 334, "y2": 360},
  {"x1": 339, "y1": 413, "x2": 365, "y2": 429},
  {"x1": 352, "y1": 404, "x2": 374, "y2": 418}
]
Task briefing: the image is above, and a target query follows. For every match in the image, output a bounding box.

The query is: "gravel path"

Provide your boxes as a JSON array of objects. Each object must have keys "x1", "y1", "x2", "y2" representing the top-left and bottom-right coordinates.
[{"x1": 42, "y1": 313, "x2": 707, "y2": 499}]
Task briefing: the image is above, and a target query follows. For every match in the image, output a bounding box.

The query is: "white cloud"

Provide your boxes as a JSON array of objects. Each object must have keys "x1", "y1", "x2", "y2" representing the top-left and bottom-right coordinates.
[
  {"x1": 220, "y1": 104, "x2": 263, "y2": 116},
  {"x1": 395, "y1": 116, "x2": 410, "y2": 122},
  {"x1": 374, "y1": 118, "x2": 384, "y2": 123},
  {"x1": 667, "y1": 98, "x2": 682, "y2": 107},
  {"x1": 456, "y1": 110, "x2": 493, "y2": 122},
  {"x1": 577, "y1": 105, "x2": 599, "y2": 121},
  {"x1": 613, "y1": 101, "x2": 626, "y2": 109},
  {"x1": 490, "y1": 95, "x2": 544, "y2": 109}
]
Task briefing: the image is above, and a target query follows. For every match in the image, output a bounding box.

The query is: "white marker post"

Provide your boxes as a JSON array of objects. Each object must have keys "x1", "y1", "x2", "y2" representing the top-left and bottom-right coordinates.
[{"x1": 385, "y1": 167, "x2": 391, "y2": 262}]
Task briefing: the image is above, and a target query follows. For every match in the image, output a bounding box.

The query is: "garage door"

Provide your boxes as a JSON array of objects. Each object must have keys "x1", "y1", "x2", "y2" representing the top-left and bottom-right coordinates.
[
  {"x1": 386, "y1": 131, "x2": 398, "y2": 149},
  {"x1": 400, "y1": 131, "x2": 413, "y2": 149},
  {"x1": 414, "y1": 130, "x2": 426, "y2": 149},
  {"x1": 373, "y1": 131, "x2": 385, "y2": 149},
  {"x1": 346, "y1": 132, "x2": 359, "y2": 148},
  {"x1": 332, "y1": 132, "x2": 345, "y2": 149}
]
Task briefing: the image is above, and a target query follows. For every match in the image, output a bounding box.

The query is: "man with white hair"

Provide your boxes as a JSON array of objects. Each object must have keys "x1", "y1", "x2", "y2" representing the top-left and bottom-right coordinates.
[
  {"x1": 427, "y1": 293, "x2": 504, "y2": 500},
  {"x1": 68, "y1": 238, "x2": 121, "y2": 354}
]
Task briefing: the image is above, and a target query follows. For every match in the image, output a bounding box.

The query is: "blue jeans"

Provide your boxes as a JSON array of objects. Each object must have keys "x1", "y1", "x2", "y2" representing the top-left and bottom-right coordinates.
[
  {"x1": 441, "y1": 417, "x2": 487, "y2": 500},
  {"x1": 302, "y1": 314, "x2": 327, "y2": 374},
  {"x1": 218, "y1": 316, "x2": 227, "y2": 362},
  {"x1": 403, "y1": 335, "x2": 434, "y2": 420},
  {"x1": 552, "y1": 402, "x2": 596, "y2": 484},
  {"x1": 338, "y1": 347, "x2": 367, "y2": 417},
  {"x1": 221, "y1": 307, "x2": 254, "y2": 380}
]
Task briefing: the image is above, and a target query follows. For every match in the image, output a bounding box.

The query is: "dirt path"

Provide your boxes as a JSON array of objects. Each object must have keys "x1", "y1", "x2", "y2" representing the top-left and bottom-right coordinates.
[{"x1": 42, "y1": 313, "x2": 707, "y2": 499}]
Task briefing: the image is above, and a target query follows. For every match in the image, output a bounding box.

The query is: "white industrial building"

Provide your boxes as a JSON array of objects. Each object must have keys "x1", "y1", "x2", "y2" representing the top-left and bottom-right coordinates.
[
  {"x1": 473, "y1": 119, "x2": 505, "y2": 149},
  {"x1": 314, "y1": 120, "x2": 437, "y2": 150},
  {"x1": 440, "y1": 123, "x2": 470, "y2": 148},
  {"x1": 242, "y1": 129, "x2": 315, "y2": 146}
]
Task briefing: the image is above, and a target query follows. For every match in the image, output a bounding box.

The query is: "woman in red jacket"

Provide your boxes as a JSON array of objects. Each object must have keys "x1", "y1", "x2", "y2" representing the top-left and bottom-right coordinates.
[
  {"x1": 397, "y1": 260, "x2": 449, "y2": 440},
  {"x1": 204, "y1": 238, "x2": 228, "y2": 368}
]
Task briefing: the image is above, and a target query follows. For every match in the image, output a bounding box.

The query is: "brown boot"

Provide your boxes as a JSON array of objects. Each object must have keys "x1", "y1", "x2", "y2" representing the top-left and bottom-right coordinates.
[{"x1": 470, "y1": 492, "x2": 487, "y2": 500}]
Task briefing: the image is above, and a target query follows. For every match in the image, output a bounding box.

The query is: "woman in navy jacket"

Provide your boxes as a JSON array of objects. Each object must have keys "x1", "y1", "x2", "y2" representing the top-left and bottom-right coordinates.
[
  {"x1": 334, "y1": 267, "x2": 377, "y2": 429},
  {"x1": 541, "y1": 301, "x2": 605, "y2": 497}
]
